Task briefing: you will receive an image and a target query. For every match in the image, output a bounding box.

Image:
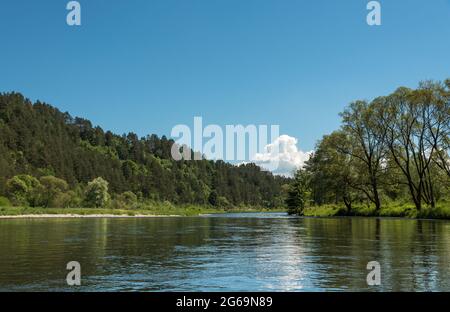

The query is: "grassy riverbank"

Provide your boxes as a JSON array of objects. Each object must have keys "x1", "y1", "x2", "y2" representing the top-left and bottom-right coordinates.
[
  {"x1": 303, "y1": 202, "x2": 450, "y2": 219},
  {"x1": 4, "y1": 203, "x2": 450, "y2": 220},
  {"x1": 0, "y1": 204, "x2": 283, "y2": 217}
]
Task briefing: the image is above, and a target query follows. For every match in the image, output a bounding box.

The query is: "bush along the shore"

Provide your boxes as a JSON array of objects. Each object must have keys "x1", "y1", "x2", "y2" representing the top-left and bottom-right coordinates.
[
  {"x1": 0, "y1": 173, "x2": 281, "y2": 216},
  {"x1": 287, "y1": 79, "x2": 450, "y2": 219},
  {"x1": 0, "y1": 196, "x2": 11, "y2": 207},
  {"x1": 299, "y1": 203, "x2": 450, "y2": 219}
]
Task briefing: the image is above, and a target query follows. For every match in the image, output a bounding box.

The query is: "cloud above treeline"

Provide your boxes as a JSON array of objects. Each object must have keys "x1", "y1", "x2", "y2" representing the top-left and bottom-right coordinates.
[{"x1": 252, "y1": 135, "x2": 312, "y2": 177}]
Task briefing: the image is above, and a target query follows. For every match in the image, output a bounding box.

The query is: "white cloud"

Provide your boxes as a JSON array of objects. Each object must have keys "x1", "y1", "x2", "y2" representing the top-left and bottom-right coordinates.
[{"x1": 251, "y1": 135, "x2": 312, "y2": 177}]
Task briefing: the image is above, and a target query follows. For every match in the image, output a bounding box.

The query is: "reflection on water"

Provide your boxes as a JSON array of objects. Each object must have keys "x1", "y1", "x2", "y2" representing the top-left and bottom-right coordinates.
[{"x1": 1, "y1": 213, "x2": 450, "y2": 291}]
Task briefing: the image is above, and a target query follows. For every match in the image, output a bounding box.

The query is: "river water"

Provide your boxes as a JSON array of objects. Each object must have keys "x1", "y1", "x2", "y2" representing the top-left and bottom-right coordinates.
[{"x1": 1, "y1": 212, "x2": 449, "y2": 291}]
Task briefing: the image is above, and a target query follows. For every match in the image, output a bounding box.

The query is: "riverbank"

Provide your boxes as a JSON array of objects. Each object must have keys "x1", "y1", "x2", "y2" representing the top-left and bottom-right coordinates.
[
  {"x1": 4, "y1": 204, "x2": 450, "y2": 220},
  {"x1": 302, "y1": 203, "x2": 450, "y2": 220},
  {"x1": 0, "y1": 206, "x2": 283, "y2": 218},
  {"x1": 0, "y1": 214, "x2": 181, "y2": 219}
]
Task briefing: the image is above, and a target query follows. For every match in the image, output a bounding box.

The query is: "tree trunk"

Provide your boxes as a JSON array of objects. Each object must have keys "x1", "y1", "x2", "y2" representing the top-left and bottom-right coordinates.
[
  {"x1": 343, "y1": 197, "x2": 352, "y2": 213},
  {"x1": 371, "y1": 175, "x2": 381, "y2": 212}
]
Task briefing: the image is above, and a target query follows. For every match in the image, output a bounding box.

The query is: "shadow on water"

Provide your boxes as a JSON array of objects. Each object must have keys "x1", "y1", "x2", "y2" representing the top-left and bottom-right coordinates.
[{"x1": 1, "y1": 213, "x2": 450, "y2": 291}]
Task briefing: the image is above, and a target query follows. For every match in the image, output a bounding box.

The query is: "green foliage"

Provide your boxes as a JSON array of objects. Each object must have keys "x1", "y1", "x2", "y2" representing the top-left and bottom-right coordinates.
[
  {"x1": 208, "y1": 190, "x2": 218, "y2": 206},
  {"x1": 84, "y1": 177, "x2": 110, "y2": 208},
  {"x1": 286, "y1": 170, "x2": 311, "y2": 215},
  {"x1": 0, "y1": 92, "x2": 288, "y2": 209},
  {"x1": 302, "y1": 202, "x2": 450, "y2": 220},
  {"x1": 51, "y1": 191, "x2": 80, "y2": 208},
  {"x1": 303, "y1": 204, "x2": 348, "y2": 217},
  {"x1": 216, "y1": 196, "x2": 231, "y2": 208},
  {"x1": 305, "y1": 131, "x2": 355, "y2": 211},
  {"x1": 298, "y1": 79, "x2": 450, "y2": 216},
  {"x1": 0, "y1": 204, "x2": 277, "y2": 217},
  {"x1": 0, "y1": 196, "x2": 11, "y2": 207},
  {"x1": 39, "y1": 176, "x2": 69, "y2": 207},
  {"x1": 6, "y1": 174, "x2": 41, "y2": 206},
  {"x1": 115, "y1": 191, "x2": 138, "y2": 209}
]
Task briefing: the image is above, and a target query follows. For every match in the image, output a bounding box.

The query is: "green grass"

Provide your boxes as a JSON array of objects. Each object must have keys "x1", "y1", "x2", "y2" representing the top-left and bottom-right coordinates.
[
  {"x1": 0, "y1": 204, "x2": 283, "y2": 217},
  {"x1": 303, "y1": 205, "x2": 347, "y2": 217},
  {"x1": 302, "y1": 202, "x2": 450, "y2": 220},
  {"x1": 5, "y1": 201, "x2": 449, "y2": 220}
]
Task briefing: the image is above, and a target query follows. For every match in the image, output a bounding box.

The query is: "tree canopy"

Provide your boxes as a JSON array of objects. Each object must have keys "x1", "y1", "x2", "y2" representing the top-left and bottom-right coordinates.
[{"x1": 287, "y1": 79, "x2": 450, "y2": 215}]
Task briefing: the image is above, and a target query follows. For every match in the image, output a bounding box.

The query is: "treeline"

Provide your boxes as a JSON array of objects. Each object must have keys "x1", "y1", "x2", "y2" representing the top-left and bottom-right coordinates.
[
  {"x1": 0, "y1": 92, "x2": 289, "y2": 209},
  {"x1": 287, "y1": 79, "x2": 450, "y2": 215}
]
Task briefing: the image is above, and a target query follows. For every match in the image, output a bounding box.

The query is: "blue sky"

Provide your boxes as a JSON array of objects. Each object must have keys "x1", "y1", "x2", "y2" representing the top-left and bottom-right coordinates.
[{"x1": 1, "y1": 0, "x2": 450, "y2": 153}]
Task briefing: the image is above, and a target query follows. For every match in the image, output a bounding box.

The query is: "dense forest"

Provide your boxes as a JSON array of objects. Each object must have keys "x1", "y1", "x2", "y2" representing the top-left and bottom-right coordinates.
[
  {"x1": 287, "y1": 79, "x2": 450, "y2": 218},
  {"x1": 0, "y1": 92, "x2": 289, "y2": 209}
]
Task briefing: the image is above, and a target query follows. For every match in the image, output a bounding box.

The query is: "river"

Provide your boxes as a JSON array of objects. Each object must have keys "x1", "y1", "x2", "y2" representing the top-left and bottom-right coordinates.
[{"x1": 1, "y1": 212, "x2": 450, "y2": 291}]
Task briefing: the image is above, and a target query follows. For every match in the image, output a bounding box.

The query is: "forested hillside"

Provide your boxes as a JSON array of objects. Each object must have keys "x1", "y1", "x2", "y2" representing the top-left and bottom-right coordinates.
[{"x1": 0, "y1": 92, "x2": 288, "y2": 209}]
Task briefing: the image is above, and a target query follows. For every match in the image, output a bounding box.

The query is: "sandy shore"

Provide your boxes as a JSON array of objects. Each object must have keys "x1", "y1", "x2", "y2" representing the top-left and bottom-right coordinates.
[{"x1": 0, "y1": 214, "x2": 182, "y2": 219}]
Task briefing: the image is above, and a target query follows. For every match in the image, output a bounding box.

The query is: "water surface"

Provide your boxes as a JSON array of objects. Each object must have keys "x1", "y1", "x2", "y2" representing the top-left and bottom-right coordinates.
[{"x1": 1, "y1": 212, "x2": 450, "y2": 291}]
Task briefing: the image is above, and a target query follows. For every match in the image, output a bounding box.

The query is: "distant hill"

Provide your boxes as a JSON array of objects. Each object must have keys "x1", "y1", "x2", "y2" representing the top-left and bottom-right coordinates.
[{"x1": 0, "y1": 92, "x2": 288, "y2": 208}]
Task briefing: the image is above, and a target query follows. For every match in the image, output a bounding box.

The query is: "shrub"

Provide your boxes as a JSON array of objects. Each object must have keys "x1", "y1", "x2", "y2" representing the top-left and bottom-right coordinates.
[
  {"x1": 0, "y1": 196, "x2": 11, "y2": 207},
  {"x1": 217, "y1": 196, "x2": 231, "y2": 208},
  {"x1": 6, "y1": 175, "x2": 41, "y2": 206},
  {"x1": 84, "y1": 177, "x2": 110, "y2": 208},
  {"x1": 116, "y1": 191, "x2": 138, "y2": 209},
  {"x1": 39, "y1": 176, "x2": 69, "y2": 207},
  {"x1": 51, "y1": 191, "x2": 81, "y2": 208}
]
